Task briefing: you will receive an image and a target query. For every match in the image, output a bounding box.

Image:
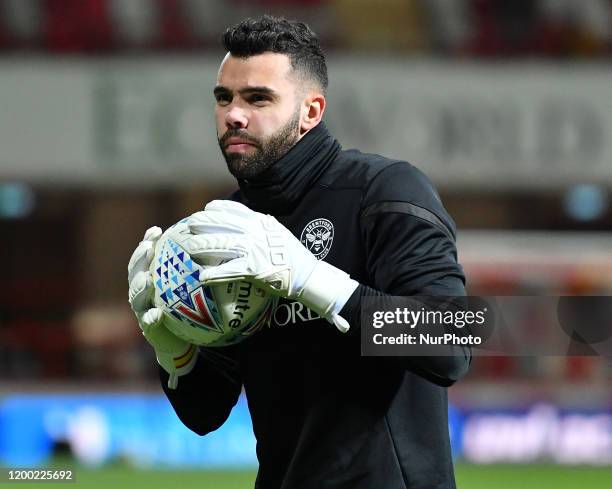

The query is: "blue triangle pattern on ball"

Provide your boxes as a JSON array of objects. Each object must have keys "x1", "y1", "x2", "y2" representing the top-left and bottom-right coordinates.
[{"x1": 184, "y1": 270, "x2": 200, "y2": 287}]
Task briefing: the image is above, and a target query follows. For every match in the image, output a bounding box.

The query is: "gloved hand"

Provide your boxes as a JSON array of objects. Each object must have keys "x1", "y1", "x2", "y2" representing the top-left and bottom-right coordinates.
[
  {"x1": 128, "y1": 226, "x2": 197, "y2": 389},
  {"x1": 176, "y1": 200, "x2": 359, "y2": 333}
]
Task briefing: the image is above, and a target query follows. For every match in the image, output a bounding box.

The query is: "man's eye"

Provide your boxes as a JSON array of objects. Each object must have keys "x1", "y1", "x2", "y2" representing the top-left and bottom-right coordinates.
[
  {"x1": 249, "y1": 94, "x2": 270, "y2": 104},
  {"x1": 215, "y1": 94, "x2": 231, "y2": 105}
]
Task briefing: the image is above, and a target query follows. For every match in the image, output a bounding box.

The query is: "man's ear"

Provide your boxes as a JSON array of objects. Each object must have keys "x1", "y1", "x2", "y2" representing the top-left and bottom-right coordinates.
[{"x1": 300, "y1": 92, "x2": 326, "y2": 134}]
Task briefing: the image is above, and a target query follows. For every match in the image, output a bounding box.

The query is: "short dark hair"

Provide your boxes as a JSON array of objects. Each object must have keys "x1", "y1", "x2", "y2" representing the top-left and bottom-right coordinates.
[{"x1": 221, "y1": 15, "x2": 328, "y2": 93}]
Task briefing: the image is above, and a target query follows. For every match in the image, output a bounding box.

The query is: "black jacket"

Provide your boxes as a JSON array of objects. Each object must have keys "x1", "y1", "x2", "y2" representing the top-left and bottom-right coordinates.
[{"x1": 161, "y1": 123, "x2": 470, "y2": 489}]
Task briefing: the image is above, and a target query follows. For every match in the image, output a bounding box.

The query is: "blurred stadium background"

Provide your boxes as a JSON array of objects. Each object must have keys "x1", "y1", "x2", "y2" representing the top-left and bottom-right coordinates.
[{"x1": 1, "y1": 0, "x2": 612, "y2": 487}]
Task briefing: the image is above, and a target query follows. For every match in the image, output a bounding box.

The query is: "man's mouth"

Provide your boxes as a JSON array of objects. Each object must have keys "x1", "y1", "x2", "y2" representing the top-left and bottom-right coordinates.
[
  {"x1": 224, "y1": 137, "x2": 257, "y2": 152},
  {"x1": 226, "y1": 142, "x2": 255, "y2": 152}
]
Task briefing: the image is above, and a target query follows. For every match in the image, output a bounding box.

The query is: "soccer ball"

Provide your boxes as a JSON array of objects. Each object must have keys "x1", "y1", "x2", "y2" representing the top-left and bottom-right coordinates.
[{"x1": 149, "y1": 219, "x2": 274, "y2": 346}]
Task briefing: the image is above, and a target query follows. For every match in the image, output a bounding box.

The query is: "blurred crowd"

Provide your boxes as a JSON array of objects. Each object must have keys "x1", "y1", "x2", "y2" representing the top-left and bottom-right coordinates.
[{"x1": 0, "y1": 0, "x2": 611, "y2": 57}]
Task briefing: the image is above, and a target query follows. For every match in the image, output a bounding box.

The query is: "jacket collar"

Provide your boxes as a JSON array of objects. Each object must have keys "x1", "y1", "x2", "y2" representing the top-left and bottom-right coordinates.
[{"x1": 237, "y1": 122, "x2": 341, "y2": 214}]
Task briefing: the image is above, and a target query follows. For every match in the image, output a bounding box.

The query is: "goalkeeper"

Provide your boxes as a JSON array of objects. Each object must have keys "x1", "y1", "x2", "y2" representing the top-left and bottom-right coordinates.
[{"x1": 128, "y1": 15, "x2": 470, "y2": 489}]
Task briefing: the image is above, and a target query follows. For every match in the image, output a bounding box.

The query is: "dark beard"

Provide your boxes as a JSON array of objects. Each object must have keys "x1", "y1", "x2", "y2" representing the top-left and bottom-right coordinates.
[{"x1": 218, "y1": 111, "x2": 300, "y2": 179}]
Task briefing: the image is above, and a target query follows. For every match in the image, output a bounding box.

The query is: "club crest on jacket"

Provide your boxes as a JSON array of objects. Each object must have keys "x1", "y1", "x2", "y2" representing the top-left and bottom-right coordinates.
[{"x1": 300, "y1": 218, "x2": 334, "y2": 260}]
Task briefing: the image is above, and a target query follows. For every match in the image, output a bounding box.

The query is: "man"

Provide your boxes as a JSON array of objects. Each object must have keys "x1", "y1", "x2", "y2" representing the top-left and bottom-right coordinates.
[{"x1": 128, "y1": 15, "x2": 470, "y2": 489}]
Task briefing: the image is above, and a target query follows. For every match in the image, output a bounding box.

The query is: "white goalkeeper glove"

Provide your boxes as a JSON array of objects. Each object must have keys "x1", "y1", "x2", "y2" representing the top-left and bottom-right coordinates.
[
  {"x1": 128, "y1": 226, "x2": 197, "y2": 389},
  {"x1": 177, "y1": 200, "x2": 359, "y2": 333}
]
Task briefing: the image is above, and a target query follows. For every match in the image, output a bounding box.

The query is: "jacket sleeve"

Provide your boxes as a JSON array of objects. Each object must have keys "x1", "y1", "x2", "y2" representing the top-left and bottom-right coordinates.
[
  {"x1": 160, "y1": 345, "x2": 243, "y2": 435},
  {"x1": 340, "y1": 162, "x2": 471, "y2": 386}
]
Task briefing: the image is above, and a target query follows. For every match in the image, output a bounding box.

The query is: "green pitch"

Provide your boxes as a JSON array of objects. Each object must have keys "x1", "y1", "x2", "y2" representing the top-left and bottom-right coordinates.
[
  {"x1": 10, "y1": 464, "x2": 612, "y2": 488},
  {"x1": 455, "y1": 464, "x2": 612, "y2": 488}
]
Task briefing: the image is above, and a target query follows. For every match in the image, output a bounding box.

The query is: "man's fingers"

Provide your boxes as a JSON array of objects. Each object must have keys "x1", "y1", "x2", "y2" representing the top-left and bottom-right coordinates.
[
  {"x1": 129, "y1": 270, "x2": 154, "y2": 313},
  {"x1": 141, "y1": 308, "x2": 164, "y2": 332},
  {"x1": 128, "y1": 240, "x2": 155, "y2": 282},
  {"x1": 188, "y1": 208, "x2": 252, "y2": 235},
  {"x1": 128, "y1": 227, "x2": 163, "y2": 282},
  {"x1": 200, "y1": 257, "x2": 250, "y2": 283},
  {"x1": 177, "y1": 234, "x2": 249, "y2": 262},
  {"x1": 143, "y1": 226, "x2": 162, "y2": 242},
  {"x1": 141, "y1": 311, "x2": 192, "y2": 353},
  {"x1": 204, "y1": 199, "x2": 253, "y2": 218},
  {"x1": 188, "y1": 218, "x2": 248, "y2": 236},
  {"x1": 198, "y1": 201, "x2": 258, "y2": 228}
]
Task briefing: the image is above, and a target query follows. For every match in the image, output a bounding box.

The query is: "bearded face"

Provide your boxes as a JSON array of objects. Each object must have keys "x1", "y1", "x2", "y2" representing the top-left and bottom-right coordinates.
[
  {"x1": 218, "y1": 109, "x2": 300, "y2": 179},
  {"x1": 213, "y1": 52, "x2": 320, "y2": 180}
]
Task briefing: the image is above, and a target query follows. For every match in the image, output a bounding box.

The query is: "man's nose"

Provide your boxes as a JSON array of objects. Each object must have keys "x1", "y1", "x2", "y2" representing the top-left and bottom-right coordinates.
[{"x1": 225, "y1": 106, "x2": 248, "y2": 129}]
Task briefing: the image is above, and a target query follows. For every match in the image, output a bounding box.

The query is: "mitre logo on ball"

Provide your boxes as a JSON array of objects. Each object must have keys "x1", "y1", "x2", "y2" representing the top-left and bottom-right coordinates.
[{"x1": 150, "y1": 219, "x2": 274, "y2": 346}]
